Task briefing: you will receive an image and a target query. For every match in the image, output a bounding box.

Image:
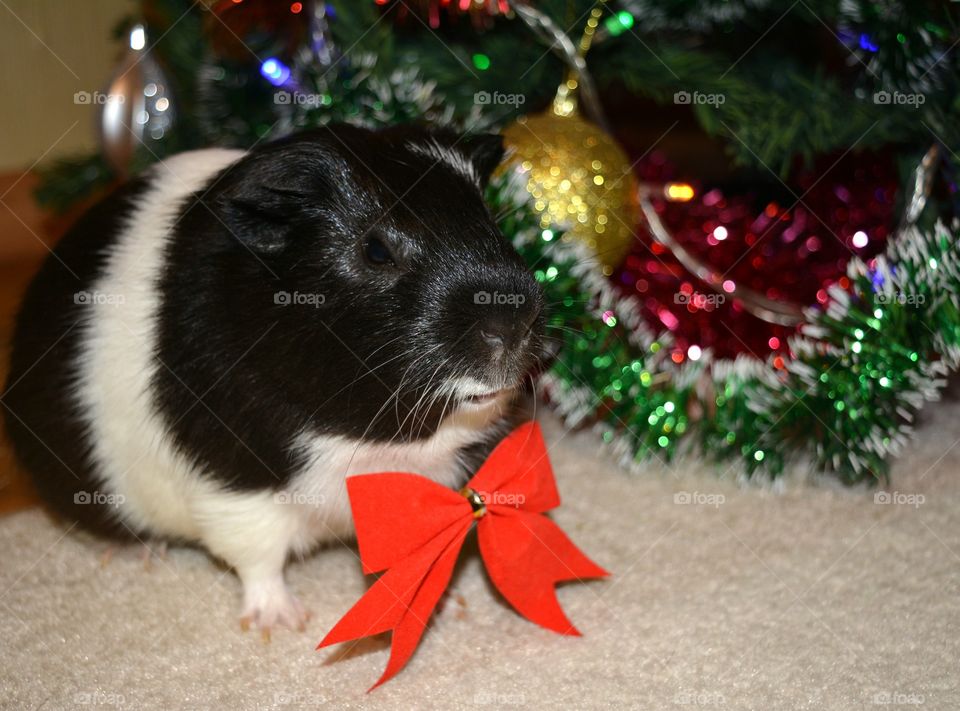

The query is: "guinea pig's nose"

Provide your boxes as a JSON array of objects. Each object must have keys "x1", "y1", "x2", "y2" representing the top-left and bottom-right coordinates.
[
  {"x1": 480, "y1": 328, "x2": 506, "y2": 349},
  {"x1": 478, "y1": 307, "x2": 538, "y2": 353}
]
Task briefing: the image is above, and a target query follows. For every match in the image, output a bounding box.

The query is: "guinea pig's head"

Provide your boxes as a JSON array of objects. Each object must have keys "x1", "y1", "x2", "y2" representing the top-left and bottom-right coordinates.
[{"x1": 215, "y1": 124, "x2": 545, "y2": 441}]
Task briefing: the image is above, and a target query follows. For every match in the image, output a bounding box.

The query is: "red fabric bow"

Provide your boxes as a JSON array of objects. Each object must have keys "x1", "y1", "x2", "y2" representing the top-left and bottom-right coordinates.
[{"x1": 318, "y1": 421, "x2": 609, "y2": 689}]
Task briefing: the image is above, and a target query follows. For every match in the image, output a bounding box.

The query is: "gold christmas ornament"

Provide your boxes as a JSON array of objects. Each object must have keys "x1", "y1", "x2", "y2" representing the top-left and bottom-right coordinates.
[
  {"x1": 500, "y1": 1, "x2": 636, "y2": 274},
  {"x1": 500, "y1": 101, "x2": 636, "y2": 273}
]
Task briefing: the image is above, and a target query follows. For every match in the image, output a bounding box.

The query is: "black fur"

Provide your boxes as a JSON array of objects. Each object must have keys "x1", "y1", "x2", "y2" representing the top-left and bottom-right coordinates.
[
  {"x1": 5, "y1": 124, "x2": 545, "y2": 519},
  {"x1": 2, "y1": 178, "x2": 149, "y2": 537}
]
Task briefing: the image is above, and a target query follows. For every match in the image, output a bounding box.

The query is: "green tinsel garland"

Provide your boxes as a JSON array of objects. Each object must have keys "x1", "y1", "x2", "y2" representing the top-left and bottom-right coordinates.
[{"x1": 488, "y1": 172, "x2": 960, "y2": 484}]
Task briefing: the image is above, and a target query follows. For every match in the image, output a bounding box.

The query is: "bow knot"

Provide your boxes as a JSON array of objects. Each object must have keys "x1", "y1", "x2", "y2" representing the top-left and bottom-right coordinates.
[
  {"x1": 318, "y1": 421, "x2": 608, "y2": 690},
  {"x1": 459, "y1": 486, "x2": 487, "y2": 518}
]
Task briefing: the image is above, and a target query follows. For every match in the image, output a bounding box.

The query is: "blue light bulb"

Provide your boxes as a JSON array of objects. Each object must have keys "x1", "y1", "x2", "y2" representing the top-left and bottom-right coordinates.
[{"x1": 260, "y1": 57, "x2": 291, "y2": 86}]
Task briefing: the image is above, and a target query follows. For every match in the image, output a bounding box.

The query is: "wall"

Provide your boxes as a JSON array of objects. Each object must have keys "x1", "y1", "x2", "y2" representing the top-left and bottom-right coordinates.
[{"x1": 0, "y1": 0, "x2": 130, "y2": 172}]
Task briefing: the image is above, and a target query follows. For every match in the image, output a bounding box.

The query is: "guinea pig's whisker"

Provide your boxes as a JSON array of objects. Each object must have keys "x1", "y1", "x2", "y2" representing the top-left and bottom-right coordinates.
[
  {"x1": 435, "y1": 383, "x2": 458, "y2": 430},
  {"x1": 374, "y1": 347, "x2": 424, "y2": 424},
  {"x1": 416, "y1": 359, "x2": 458, "y2": 440},
  {"x1": 341, "y1": 393, "x2": 397, "y2": 478},
  {"x1": 335, "y1": 342, "x2": 445, "y2": 479},
  {"x1": 375, "y1": 341, "x2": 443, "y2": 420},
  {"x1": 389, "y1": 361, "x2": 436, "y2": 443},
  {"x1": 405, "y1": 357, "x2": 448, "y2": 440},
  {"x1": 392, "y1": 359, "x2": 418, "y2": 432},
  {"x1": 391, "y1": 341, "x2": 446, "y2": 421},
  {"x1": 362, "y1": 331, "x2": 407, "y2": 363},
  {"x1": 339, "y1": 348, "x2": 426, "y2": 478},
  {"x1": 550, "y1": 316, "x2": 638, "y2": 353},
  {"x1": 544, "y1": 298, "x2": 592, "y2": 307},
  {"x1": 545, "y1": 324, "x2": 585, "y2": 337},
  {"x1": 424, "y1": 365, "x2": 460, "y2": 438},
  {"x1": 305, "y1": 338, "x2": 413, "y2": 421},
  {"x1": 399, "y1": 353, "x2": 453, "y2": 443},
  {"x1": 526, "y1": 369, "x2": 540, "y2": 423}
]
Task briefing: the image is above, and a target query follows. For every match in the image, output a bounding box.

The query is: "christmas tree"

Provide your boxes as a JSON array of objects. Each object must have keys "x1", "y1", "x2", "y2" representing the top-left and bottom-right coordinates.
[{"x1": 36, "y1": 0, "x2": 960, "y2": 484}]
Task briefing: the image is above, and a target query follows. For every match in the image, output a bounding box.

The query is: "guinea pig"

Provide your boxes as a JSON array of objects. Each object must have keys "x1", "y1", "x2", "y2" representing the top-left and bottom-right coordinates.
[{"x1": 2, "y1": 124, "x2": 545, "y2": 633}]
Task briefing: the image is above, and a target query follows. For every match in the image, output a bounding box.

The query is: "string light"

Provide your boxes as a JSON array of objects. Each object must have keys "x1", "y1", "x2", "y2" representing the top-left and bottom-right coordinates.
[
  {"x1": 604, "y1": 11, "x2": 635, "y2": 36},
  {"x1": 129, "y1": 24, "x2": 146, "y2": 51},
  {"x1": 664, "y1": 182, "x2": 695, "y2": 202},
  {"x1": 260, "y1": 57, "x2": 291, "y2": 86}
]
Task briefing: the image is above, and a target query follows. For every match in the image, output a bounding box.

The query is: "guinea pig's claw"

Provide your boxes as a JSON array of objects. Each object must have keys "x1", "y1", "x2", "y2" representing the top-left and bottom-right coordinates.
[
  {"x1": 238, "y1": 582, "x2": 310, "y2": 637},
  {"x1": 99, "y1": 546, "x2": 115, "y2": 569},
  {"x1": 139, "y1": 541, "x2": 167, "y2": 572},
  {"x1": 239, "y1": 614, "x2": 305, "y2": 641}
]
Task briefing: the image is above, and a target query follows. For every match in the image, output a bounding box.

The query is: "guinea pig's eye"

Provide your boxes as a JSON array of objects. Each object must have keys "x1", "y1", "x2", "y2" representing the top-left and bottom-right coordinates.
[{"x1": 363, "y1": 235, "x2": 395, "y2": 267}]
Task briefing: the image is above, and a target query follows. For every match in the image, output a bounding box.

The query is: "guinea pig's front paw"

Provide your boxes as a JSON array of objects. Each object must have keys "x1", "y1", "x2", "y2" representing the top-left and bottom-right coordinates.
[{"x1": 239, "y1": 578, "x2": 310, "y2": 640}]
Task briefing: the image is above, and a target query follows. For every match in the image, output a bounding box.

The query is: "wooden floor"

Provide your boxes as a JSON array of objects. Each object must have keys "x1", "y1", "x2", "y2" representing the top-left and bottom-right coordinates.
[{"x1": 0, "y1": 172, "x2": 68, "y2": 515}]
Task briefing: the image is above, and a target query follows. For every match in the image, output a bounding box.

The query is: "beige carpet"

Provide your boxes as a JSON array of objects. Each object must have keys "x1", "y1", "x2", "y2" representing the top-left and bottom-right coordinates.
[{"x1": 2, "y1": 389, "x2": 959, "y2": 710}]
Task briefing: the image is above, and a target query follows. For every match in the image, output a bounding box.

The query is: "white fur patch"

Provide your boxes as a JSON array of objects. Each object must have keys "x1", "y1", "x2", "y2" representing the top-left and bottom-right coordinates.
[
  {"x1": 449, "y1": 375, "x2": 505, "y2": 398},
  {"x1": 74, "y1": 148, "x2": 247, "y2": 543},
  {"x1": 407, "y1": 139, "x2": 479, "y2": 185}
]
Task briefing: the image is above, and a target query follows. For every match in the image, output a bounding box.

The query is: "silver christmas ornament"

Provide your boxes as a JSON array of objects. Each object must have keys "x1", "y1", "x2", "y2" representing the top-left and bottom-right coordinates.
[{"x1": 98, "y1": 23, "x2": 175, "y2": 175}]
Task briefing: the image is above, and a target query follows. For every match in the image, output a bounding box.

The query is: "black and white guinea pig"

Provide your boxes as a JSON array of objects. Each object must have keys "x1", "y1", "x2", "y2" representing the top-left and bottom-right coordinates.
[{"x1": 2, "y1": 124, "x2": 546, "y2": 632}]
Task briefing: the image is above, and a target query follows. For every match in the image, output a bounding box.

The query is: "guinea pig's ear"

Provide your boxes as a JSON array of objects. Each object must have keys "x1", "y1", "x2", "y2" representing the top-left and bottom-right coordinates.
[
  {"x1": 460, "y1": 133, "x2": 505, "y2": 188},
  {"x1": 219, "y1": 185, "x2": 305, "y2": 253},
  {"x1": 217, "y1": 146, "x2": 338, "y2": 253}
]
